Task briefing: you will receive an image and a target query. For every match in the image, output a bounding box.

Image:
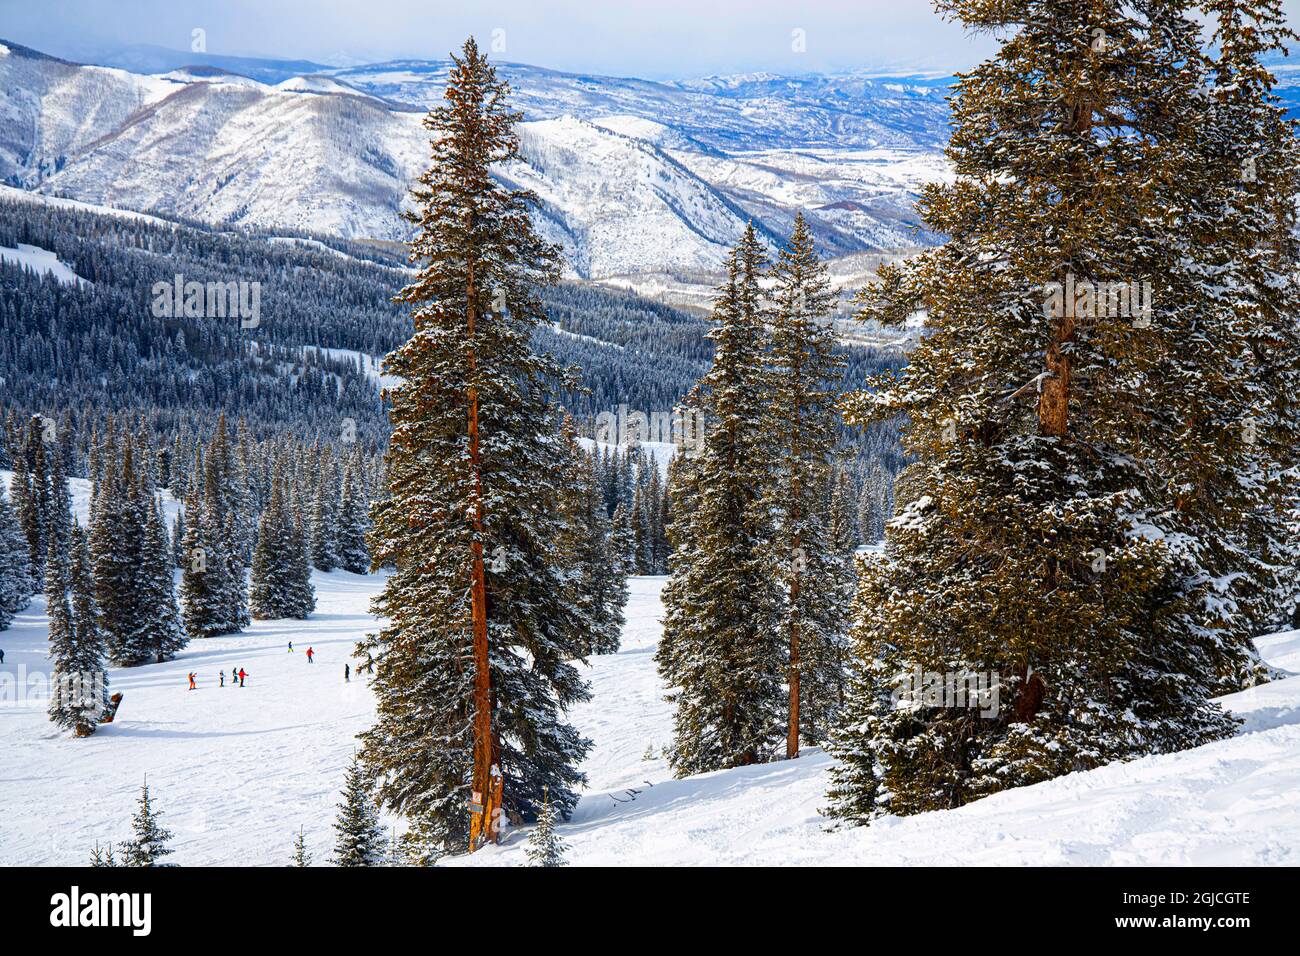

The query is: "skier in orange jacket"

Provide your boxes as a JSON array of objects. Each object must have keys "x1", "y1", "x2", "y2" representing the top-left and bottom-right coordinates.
[{"x1": 188, "y1": 673, "x2": 196, "y2": 690}]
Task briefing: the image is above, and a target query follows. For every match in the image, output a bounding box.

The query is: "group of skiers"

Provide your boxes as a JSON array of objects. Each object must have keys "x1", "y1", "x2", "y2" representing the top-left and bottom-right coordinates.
[
  {"x1": 190, "y1": 667, "x2": 247, "y2": 690},
  {"x1": 183, "y1": 645, "x2": 352, "y2": 689}
]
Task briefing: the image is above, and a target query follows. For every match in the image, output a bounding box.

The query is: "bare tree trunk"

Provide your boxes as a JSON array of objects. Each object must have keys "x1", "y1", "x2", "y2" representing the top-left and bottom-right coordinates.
[
  {"x1": 786, "y1": 379, "x2": 803, "y2": 760},
  {"x1": 787, "y1": 544, "x2": 801, "y2": 759}
]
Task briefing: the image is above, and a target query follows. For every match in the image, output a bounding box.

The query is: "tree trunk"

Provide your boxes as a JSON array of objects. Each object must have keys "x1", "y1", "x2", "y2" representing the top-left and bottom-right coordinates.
[
  {"x1": 1038, "y1": 86, "x2": 1095, "y2": 436},
  {"x1": 786, "y1": 379, "x2": 803, "y2": 759},
  {"x1": 466, "y1": 258, "x2": 497, "y2": 851}
]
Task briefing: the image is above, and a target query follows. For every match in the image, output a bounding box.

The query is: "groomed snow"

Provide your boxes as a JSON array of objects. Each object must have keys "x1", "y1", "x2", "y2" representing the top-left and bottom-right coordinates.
[{"x1": 2, "y1": 567, "x2": 1299, "y2": 866}]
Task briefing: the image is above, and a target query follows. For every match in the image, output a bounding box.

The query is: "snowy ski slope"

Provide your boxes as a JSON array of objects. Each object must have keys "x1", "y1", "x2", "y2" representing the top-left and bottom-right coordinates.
[{"x1": 3, "y1": 563, "x2": 1300, "y2": 865}]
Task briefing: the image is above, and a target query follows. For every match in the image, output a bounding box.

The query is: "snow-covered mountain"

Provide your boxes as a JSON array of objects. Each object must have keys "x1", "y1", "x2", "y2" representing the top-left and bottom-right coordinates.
[{"x1": 0, "y1": 39, "x2": 947, "y2": 291}]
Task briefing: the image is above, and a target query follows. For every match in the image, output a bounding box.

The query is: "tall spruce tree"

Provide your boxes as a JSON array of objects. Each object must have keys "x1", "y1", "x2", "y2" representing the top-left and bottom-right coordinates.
[
  {"x1": 309, "y1": 455, "x2": 339, "y2": 572},
  {"x1": 47, "y1": 526, "x2": 110, "y2": 736},
  {"x1": 139, "y1": 489, "x2": 186, "y2": 662},
  {"x1": 610, "y1": 501, "x2": 635, "y2": 586},
  {"x1": 336, "y1": 452, "x2": 371, "y2": 573},
  {"x1": 1199, "y1": 0, "x2": 1300, "y2": 636},
  {"x1": 656, "y1": 225, "x2": 785, "y2": 774},
  {"x1": 171, "y1": 509, "x2": 186, "y2": 569},
  {"x1": 827, "y1": 0, "x2": 1300, "y2": 822},
  {"x1": 558, "y1": 420, "x2": 624, "y2": 655},
  {"x1": 14, "y1": 417, "x2": 52, "y2": 582},
  {"x1": 356, "y1": 38, "x2": 592, "y2": 855},
  {"x1": 766, "y1": 213, "x2": 847, "y2": 756},
  {"x1": 180, "y1": 436, "x2": 248, "y2": 639},
  {"x1": 250, "y1": 465, "x2": 316, "y2": 619},
  {"x1": 178, "y1": 468, "x2": 220, "y2": 640},
  {"x1": 287, "y1": 504, "x2": 316, "y2": 615},
  {"x1": 90, "y1": 436, "x2": 148, "y2": 664},
  {"x1": 0, "y1": 485, "x2": 33, "y2": 628}
]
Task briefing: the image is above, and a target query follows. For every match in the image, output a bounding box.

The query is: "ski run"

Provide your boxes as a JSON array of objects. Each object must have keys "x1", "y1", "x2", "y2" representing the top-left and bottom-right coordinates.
[{"x1": 4, "y1": 568, "x2": 1299, "y2": 866}]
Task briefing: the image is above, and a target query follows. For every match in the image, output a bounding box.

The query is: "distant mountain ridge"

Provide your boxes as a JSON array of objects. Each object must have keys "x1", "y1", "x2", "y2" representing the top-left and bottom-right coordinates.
[{"x1": 0, "y1": 38, "x2": 950, "y2": 295}]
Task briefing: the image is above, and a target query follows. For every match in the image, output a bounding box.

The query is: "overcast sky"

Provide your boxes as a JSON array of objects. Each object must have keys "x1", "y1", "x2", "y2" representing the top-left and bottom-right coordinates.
[{"x1": 5, "y1": 1, "x2": 1300, "y2": 80}]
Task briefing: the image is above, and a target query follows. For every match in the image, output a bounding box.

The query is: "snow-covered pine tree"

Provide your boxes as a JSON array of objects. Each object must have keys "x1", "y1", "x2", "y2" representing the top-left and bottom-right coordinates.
[
  {"x1": 332, "y1": 755, "x2": 385, "y2": 867},
  {"x1": 287, "y1": 504, "x2": 316, "y2": 617},
  {"x1": 384, "y1": 826, "x2": 405, "y2": 866},
  {"x1": 645, "y1": 462, "x2": 668, "y2": 574},
  {"x1": 47, "y1": 526, "x2": 110, "y2": 736},
  {"x1": 291, "y1": 827, "x2": 311, "y2": 867},
  {"x1": 557, "y1": 419, "x2": 624, "y2": 655},
  {"x1": 583, "y1": 448, "x2": 626, "y2": 655},
  {"x1": 309, "y1": 454, "x2": 339, "y2": 572},
  {"x1": 250, "y1": 463, "x2": 316, "y2": 619},
  {"x1": 234, "y1": 418, "x2": 258, "y2": 563},
  {"x1": 766, "y1": 212, "x2": 847, "y2": 756},
  {"x1": 0, "y1": 484, "x2": 33, "y2": 629},
  {"x1": 9, "y1": 445, "x2": 36, "y2": 583},
  {"x1": 120, "y1": 780, "x2": 173, "y2": 867},
  {"x1": 336, "y1": 451, "x2": 372, "y2": 574},
  {"x1": 1198, "y1": 0, "x2": 1300, "y2": 638},
  {"x1": 178, "y1": 466, "x2": 219, "y2": 640},
  {"x1": 140, "y1": 488, "x2": 186, "y2": 663},
  {"x1": 180, "y1": 436, "x2": 248, "y2": 639},
  {"x1": 89, "y1": 843, "x2": 117, "y2": 867},
  {"x1": 356, "y1": 37, "x2": 591, "y2": 855},
  {"x1": 89, "y1": 435, "x2": 149, "y2": 665},
  {"x1": 856, "y1": 465, "x2": 893, "y2": 544},
  {"x1": 171, "y1": 508, "x2": 185, "y2": 569},
  {"x1": 46, "y1": 432, "x2": 72, "y2": 564},
  {"x1": 656, "y1": 459, "x2": 673, "y2": 571},
  {"x1": 630, "y1": 477, "x2": 651, "y2": 574},
  {"x1": 205, "y1": 417, "x2": 251, "y2": 632},
  {"x1": 656, "y1": 225, "x2": 785, "y2": 775},
  {"x1": 828, "y1": 0, "x2": 1299, "y2": 821},
  {"x1": 610, "y1": 501, "x2": 635, "y2": 585},
  {"x1": 13, "y1": 417, "x2": 51, "y2": 581},
  {"x1": 818, "y1": 465, "x2": 859, "y2": 718},
  {"x1": 524, "y1": 786, "x2": 568, "y2": 867}
]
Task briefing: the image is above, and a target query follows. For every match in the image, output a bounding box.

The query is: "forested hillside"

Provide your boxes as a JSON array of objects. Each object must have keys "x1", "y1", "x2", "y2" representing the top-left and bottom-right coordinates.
[{"x1": 0, "y1": 190, "x2": 907, "y2": 478}]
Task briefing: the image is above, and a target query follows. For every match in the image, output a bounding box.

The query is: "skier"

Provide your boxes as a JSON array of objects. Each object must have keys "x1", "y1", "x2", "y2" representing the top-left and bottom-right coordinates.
[
  {"x1": 188, "y1": 673, "x2": 196, "y2": 691},
  {"x1": 0, "y1": 649, "x2": 5, "y2": 663},
  {"x1": 219, "y1": 670, "x2": 225, "y2": 688},
  {"x1": 306, "y1": 647, "x2": 314, "y2": 664},
  {"x1": 288, "y1": 641, "x2": 294, "y2": 653},
  {"x1": 344, "y1": 663, "x2": 350, "y2": 683},
  {"x1": 238, "y1": 668, "x2": 246, "y2": 687}
]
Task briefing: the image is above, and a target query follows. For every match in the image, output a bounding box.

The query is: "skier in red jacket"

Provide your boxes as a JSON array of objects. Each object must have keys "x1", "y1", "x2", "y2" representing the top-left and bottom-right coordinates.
[
  {"x1": 306, "y1": 647, "x2": 314, "y2": 664},
  {"x1": 238, "y1": 668, "x2": 246, "y2": 687},
  {"x1": 188, "y1": 673, "x2": 196, "y2": 691}
]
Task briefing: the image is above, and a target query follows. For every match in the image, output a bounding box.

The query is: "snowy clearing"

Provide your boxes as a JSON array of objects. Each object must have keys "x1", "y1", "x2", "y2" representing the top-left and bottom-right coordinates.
[{"x1": 0, "y1": 243, "x2": 88, "y2": 287}]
